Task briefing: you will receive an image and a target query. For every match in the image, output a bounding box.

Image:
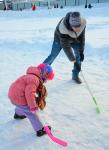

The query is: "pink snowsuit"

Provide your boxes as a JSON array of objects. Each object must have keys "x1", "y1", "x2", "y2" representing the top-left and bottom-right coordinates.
[
  {"x1": 8, "y1": 66, "x2": 43, "y2": 131},
  {"x1": 8, "y1": 66, "x2": 42, "y2": 111}
]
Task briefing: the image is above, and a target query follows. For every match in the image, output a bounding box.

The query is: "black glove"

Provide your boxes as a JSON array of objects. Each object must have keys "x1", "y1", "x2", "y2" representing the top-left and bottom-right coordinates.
[
  {"x1": 80, "y1": 53, "x2": 84, "y2": 62},
  {"x1": 74, "y1": 62, "x2": 81, "y2": 71}
]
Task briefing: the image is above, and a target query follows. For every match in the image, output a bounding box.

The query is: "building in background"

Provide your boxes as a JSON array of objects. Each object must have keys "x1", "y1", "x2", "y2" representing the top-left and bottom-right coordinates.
[{"x1": 0, "y1": 0, "x2": 109, "y2": 10}]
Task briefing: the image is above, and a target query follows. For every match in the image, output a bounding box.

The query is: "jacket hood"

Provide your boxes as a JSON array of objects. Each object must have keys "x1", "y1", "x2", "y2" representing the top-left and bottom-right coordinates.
[
  {"x1": 26, "y1": 64, "x2": 54, "y2": 82},
  {"x1": 26, "y1": 66, "x2": 41, "y2": 77},
  {"x1": 63, "y1": 12, "x2": 74, "y2": 31}
]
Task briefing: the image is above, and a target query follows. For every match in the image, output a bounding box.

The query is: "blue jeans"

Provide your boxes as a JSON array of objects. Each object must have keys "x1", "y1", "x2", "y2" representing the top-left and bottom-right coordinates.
[
  {"x1": 71, "y1": 43, "x2": 81, "y2": 78},
  {"x1": 43, "y1": 38, "x2": 81, "y2": 78},
  {"x1": 44, "y1": 38, "x2": 62, "y2": 65}
]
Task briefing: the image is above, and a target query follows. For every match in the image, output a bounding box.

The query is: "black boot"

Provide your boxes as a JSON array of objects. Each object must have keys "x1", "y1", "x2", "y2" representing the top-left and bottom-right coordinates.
[
  {"x1": 37, "y1": 126, "x2": 51, "y2": 137},
  {"x1": 72, "y1": 77, "x2": 82, "y2": 84},
  {"x1": 14, "y1": 113, "x2": 26, "y2": 119}
]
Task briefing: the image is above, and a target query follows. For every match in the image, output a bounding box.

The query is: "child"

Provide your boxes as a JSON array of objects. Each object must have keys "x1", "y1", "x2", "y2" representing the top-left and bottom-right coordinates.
[{"x1": 8, "y1": 63, "x2": 54, "y2": 137}]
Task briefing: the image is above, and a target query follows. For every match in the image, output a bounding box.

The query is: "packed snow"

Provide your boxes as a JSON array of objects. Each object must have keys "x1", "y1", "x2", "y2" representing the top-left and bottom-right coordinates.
[{"x1": 0, "y1": 3, "x2": 109, "y2": 150}]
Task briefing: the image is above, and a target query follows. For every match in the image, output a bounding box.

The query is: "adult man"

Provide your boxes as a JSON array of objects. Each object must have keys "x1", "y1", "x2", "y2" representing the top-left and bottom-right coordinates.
[{"x1": 43, "y1": 12, "x2": 86, "y2": 84}]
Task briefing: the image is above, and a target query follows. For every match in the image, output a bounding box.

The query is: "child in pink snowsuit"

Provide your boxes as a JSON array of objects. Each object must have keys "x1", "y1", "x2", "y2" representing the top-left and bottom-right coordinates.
[{"x1": 8, "y1": 63, "x2": 54, "y2": 137}]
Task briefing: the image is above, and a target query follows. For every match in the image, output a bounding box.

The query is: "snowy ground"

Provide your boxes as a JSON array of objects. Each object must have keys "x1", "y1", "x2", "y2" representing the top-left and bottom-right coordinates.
[{"x1": 0, "y1": 3, "x2": 109, "y2": 150}]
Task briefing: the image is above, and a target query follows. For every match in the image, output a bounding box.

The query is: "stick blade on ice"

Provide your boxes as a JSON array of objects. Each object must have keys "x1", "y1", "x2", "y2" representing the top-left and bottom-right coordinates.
[{"x1": 44, "y1": 126, "x2": 68, "y2": 147}]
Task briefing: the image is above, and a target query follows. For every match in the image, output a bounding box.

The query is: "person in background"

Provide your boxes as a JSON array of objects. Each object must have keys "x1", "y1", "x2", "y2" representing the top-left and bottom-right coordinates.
[
  {"x1": 8, "y1": 63, "x2": 54, "y2": 137},
  {"x1": 88, "y1": 4, "x2": 93, "y2": 9},
  {"x1": 32, "y1": 4, "x2": 36, "y2": 11},
  {"x1": 43, "y1": 12, "x2": 86, "y2": 84}
]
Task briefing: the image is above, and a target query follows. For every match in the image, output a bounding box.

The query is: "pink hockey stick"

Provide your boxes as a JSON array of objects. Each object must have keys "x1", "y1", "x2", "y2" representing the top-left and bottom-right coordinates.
[{"x1": 44, "y1": 126, "x2": 68, "y2": 147}]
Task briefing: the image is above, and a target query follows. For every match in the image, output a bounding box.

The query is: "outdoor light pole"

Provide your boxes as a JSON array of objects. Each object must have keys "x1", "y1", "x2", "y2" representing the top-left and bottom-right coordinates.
[
  {"x1": 75, "y1": 0, "x2": 76, "y2": 6},
  {"x1": 85, "y1": 0, "x2": 88, "y2": 5},
  {"x1": 47, "y1": 0, "x2": 50, "y2": 8},
  {"x1": 77, "y1": 0, "x2": 79, "y2": 5},
  {"x1": 65, "y1": 0, "x2": 66, "y2": 6},
  {"x1": 4, "y1": 0, "x2": 7, "y2": 9}
]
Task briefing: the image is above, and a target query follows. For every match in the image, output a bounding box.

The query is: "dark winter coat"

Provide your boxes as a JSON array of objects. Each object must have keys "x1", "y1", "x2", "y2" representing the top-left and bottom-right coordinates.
[{"x1": 54, "y1": 12, "x2": 86, "y2": 61}]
